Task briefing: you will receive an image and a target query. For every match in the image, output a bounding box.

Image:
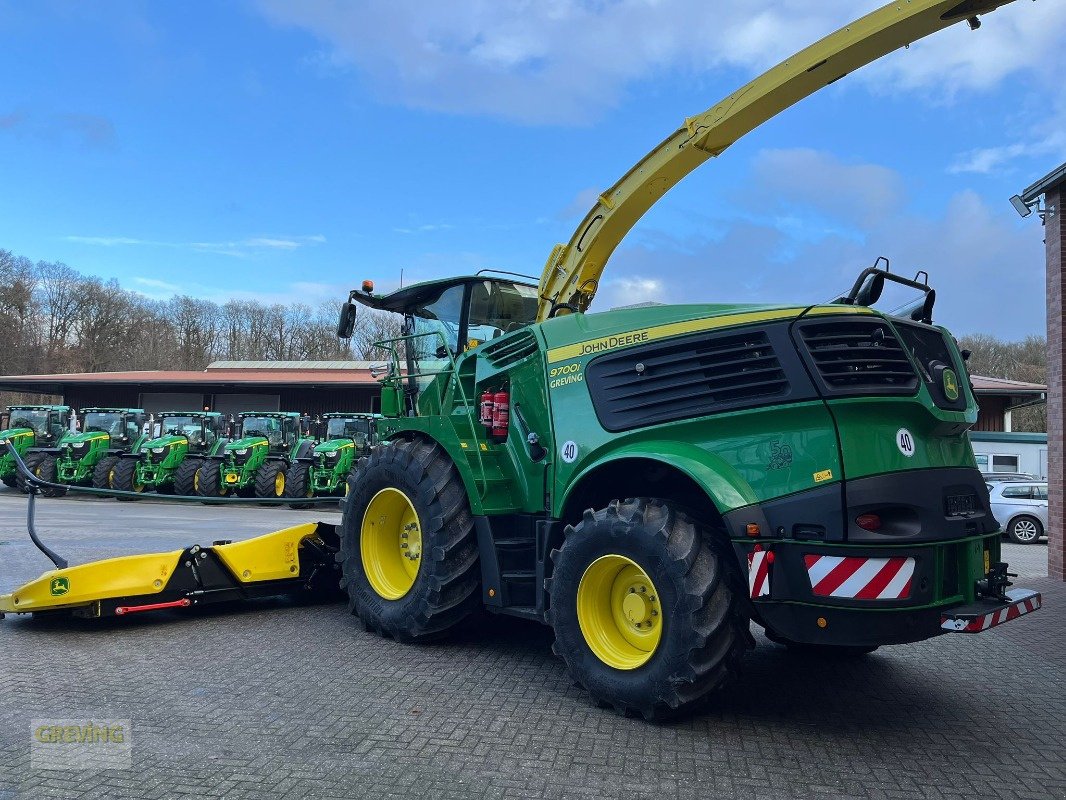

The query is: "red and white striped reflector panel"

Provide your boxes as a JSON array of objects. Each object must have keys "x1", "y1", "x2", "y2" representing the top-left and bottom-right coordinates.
[
  {"x1": 941, "y1": 590, "x2": 1041, "y2": 633},
  {"x1": 803, "y1": 554, "x2": 915, "y2": 600},
  {"x1": 748, "y1": 550, "x2": 770, "y2": 598}
]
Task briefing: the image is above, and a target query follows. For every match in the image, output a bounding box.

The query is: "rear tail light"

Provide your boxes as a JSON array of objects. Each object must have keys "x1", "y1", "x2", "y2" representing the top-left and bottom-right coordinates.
[{"x1": 856, "y1": 513, "x2": 882, "y2": 531}]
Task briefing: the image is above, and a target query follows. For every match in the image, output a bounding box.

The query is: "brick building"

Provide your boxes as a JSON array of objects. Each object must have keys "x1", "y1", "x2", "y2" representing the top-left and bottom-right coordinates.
[{"x1": 1015, "y1": 162, "x2": 1066, "y2": 581}]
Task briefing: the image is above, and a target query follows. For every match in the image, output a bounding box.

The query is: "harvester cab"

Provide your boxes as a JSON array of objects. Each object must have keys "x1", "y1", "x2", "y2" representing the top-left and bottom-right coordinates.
[
  {"x1": 0, "y1": 405, "x2": 72, "y2": 488},
  {"x1": 194, "y1": 411, "x2": 314, "y2": 500},
  {"x1": 22, "y1": 408, "x2": 146, "y2": 497},
  {"x1": 110, "y1": 411, "x2": 230, "y2": 498},
  {"x1": 338, "y1": 273, "x2": 540, "y2": 416},
  {"x1": 285, "y1": 412, "x2": 384, "y2": 506}
]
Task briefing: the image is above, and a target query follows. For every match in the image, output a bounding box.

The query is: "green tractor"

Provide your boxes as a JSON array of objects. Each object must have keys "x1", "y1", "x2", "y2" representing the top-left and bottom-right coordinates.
[
  {"x1": 194, "y1": 411, "x2": 315, "y2": 500},
  {"x1": 23, "y1": 408, "x2": 148, "y2": 497},
  {"x1": 109, "y1": 412, "x2": 231, "y2": 498},
  {"x1": 0, "y1": 405, "x2": 73, "y2": 488},
  {"x1": 285, "y1": 413, "x2": 381, "y2": 507}
]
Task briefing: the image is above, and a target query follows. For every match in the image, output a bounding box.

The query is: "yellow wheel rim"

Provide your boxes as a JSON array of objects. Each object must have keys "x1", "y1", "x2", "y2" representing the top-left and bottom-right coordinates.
[
  {"x1": 274, "y1": 470, "x2": 286, "y2": 496},
  {"x1": 577, "y1": 554, "x2": 662, "y2": 670},
  {"x1": 361, "y1": 487, "x2": 422, "y2": 600},
  {"x1": 193, "y1": 472, "x2": 200, "y2": 492}
]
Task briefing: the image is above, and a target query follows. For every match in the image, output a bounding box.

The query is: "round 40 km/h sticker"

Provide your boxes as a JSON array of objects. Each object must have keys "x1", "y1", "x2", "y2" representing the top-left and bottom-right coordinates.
[
  {"x1": 560, "y1": 441, "x2": 579, "y2": 464},
  {"x1": 896, "y1": 428, "x2": 916, "y2": 457}
]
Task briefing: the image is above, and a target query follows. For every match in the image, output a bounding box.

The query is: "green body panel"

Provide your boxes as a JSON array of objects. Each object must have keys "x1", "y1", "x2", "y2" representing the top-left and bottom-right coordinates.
[
  {"x1": 219, "y1": 437, "x2": 272, "y2": 489},
  {"x1": 0, "y1": 405, "x2": 73, "y2": 482},
  {"x1": 308, "y1": 439, "x2": 359, "y2": 494},
  {"x1": 134, "y1": 433, "x2": 228, "y2": 490},
  {"x1": 217, "y1": 435, "x2": 316, "y2": 489},
  {"x1": 306, "y1": 413, "x2": 381, "y2": 494},
  {"x1": 0, "y1": 428, "x2": 36, "y2": 480},
  {"x1": 54, "y1": 430, "x2": 149, "y2": 484}
]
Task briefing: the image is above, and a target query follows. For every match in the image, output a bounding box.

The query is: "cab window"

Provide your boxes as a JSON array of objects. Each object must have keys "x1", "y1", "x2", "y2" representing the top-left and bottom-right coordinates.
[{"x1": 466, "y1": 280, "x2": 538, "y2": 347}]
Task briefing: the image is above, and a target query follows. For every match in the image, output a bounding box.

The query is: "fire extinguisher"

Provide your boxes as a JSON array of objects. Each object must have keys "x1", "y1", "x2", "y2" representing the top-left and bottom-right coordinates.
[
  {"x1": 491, "y1": 388, "x2": 509, "y2": 440},
  {"x1": 479, "y1": 390, "x2": 494, "y2": 428}
]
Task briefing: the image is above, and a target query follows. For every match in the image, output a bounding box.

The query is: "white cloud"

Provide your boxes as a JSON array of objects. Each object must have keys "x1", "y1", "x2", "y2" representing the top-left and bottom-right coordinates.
[
  {"x1": 65, "y1": 234, "x2": 326, "y2": 257},
  {"x1": 133, "y1": 276, "x2": 182, "y2": 292},
  {"x1": 599, "y1": 276, "x2": 667, "y2": 309},
  {"x1": 590, "y1": 149, "x2": 1046, "y2": 340},
  {"x1": 253, "y1": 0, "x2": 1054, "y2": 125}
]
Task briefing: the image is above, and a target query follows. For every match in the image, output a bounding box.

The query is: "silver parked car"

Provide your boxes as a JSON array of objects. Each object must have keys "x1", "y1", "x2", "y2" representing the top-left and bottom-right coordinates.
[{"x1": 987, "y1": 481, "x2": 1049, "y2": 545}]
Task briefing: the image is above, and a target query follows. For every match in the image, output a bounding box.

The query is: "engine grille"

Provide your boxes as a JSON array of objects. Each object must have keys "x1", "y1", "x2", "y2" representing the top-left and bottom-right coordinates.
[
  {"x1": 483, "y1": 330, "x2": 538, "y2": 369},
  {"x1": 586, "y1": 328, "x2": 796, "y2": 432},
  {"x1": 796, "y1": 318, "x2": 918, "y2": 395}
]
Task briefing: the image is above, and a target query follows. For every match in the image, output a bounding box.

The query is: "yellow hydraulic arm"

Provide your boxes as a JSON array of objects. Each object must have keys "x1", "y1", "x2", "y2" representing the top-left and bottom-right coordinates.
[{"x1": 536, "y1": 0, "x2": 1018, "y2": 320}]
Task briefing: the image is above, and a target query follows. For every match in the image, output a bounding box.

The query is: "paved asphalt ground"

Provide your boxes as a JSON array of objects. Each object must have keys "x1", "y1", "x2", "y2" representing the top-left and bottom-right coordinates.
[{"x1": 0, "y1": 488, "x2": 1063, "y2": 800}]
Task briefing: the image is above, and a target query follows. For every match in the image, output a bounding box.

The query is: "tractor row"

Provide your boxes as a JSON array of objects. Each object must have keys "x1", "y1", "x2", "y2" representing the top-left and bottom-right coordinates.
[{"x1": 0, "y1": 405, "x2": 378, "y2": 505}]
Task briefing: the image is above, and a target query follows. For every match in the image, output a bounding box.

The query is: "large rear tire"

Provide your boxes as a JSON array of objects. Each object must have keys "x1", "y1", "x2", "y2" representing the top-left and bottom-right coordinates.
[
  {"x1": 92, "y1": 455, "x2": 118, "y2": 491},
  {"x1": 547, "y1": 498, "x2": 748, "y2": 720},
  {"x1": 1, "y1": 472, "x2": 16, "y2": 488},
  {"x1": 110, "y1": 458, "x2": 145, "y2": 501},
  {"x1": 254, "y1": 461, "x2": 287, "y2": 500},
  {"x1": 338, "y1": 439, "x2": 480, "y2": 642},
  {"x1": 285, "y1": 462, "x2": 315, "y2": 509},
  {"x1": 173, "y1": 458, "x2": 201, "y2": 496}
]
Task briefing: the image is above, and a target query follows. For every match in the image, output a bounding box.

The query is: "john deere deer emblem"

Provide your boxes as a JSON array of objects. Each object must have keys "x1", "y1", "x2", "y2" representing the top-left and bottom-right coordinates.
[
  {"x1": 943, "y1": 369, "x2": 959, "y2": 401},
  {"x1": 49, "y1": 577, "x2": 69, "y2": 597}
]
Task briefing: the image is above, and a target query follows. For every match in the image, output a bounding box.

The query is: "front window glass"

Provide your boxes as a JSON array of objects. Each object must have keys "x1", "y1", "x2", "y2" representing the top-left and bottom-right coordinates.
[
  {"x1": 9, "y1": 409, "x2": 49, "y2": 436},
  {"x1": 161, "y1": 415, "x2": 214, "y2": 446},
  {"x1": 466, "y1": 280, "x2": 539, "y2": 346},
  {"x1": 1034, "y1": 485, "x2": 1048, "y2": 501},
  {"x1": 411, "y1": 285, "x2": 465, "y2": 358},
  {"x1": 84, "y1": 412, "x2": 122, "y2": 435},
  {"x1": 409, "y1": 284, "x2": 466, "y2": 395},
  {"x1": 241, "y1": 416, "x2": 281, "y2": 443},
  {"x1": 326, "y1": 417, "x2": 371, "y2": 440}
]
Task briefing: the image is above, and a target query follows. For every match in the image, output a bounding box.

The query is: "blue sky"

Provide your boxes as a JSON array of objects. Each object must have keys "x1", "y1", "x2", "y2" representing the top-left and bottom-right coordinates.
[{"x1": 1, "y1": 0, "x2": 1061, "y2": 339}]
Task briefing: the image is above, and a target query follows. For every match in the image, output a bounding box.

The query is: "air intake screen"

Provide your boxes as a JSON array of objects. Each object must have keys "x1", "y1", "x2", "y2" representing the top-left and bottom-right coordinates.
[
  {"x1": 483, "y1": 330, "x2": 538, "y2": 368},
  {"x1": 796, "y1": 318, "x2": 918, "y2": 395},
  {"x1": 587, "y1": 328, "x2": 796, "y2": 432}
]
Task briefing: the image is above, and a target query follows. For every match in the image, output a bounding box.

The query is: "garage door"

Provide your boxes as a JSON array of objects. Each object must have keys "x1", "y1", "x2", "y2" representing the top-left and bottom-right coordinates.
[
  {"x1": 212, "y1": 393, "x2": 280, "y2": 414},
  {"x1": 139, "y1": 392, "x2": 204, "y2": 413}
]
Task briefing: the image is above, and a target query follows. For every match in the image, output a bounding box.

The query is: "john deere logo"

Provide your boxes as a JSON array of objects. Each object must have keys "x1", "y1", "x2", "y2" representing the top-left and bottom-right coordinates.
[
  {"x1": 943, "y1": 369, "x2": 959, "y2": 401},
  {"x1": 49, "y1": 577, "x2": 69, "y2": 597}
]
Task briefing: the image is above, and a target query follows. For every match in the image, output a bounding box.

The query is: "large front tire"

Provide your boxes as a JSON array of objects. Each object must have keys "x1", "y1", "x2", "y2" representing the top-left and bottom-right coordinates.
[
  {"x1": 338, "y1": 439, "x2": 480, "y2": 642},
  {"x1": 92, "y1": 456, "x2": 118, "y2": 491},
  {"x1": 547, "y1": 499, "x2": 748, "y2": 720},
  {"x1": 194, "y1": 463, "x2": 228, "y2": 502},
  {"x1": 110, "y1": 458, "x2": 145, "y2": 501},
  {"x1": 285, "y1": 462, "x2": 315, "y2": 509},
  {"x1": 254, "y1": 461, "x2": 287, "y2": 500},
  {"x1": 173, "y1": 458, "x2": 201, "y2": 496},
  {"x1": 30, "y1": 454, "x2": 67, "y2": 498},
  {"x1": 16, "y1": 452, "x2": 43, "y2": 493}
]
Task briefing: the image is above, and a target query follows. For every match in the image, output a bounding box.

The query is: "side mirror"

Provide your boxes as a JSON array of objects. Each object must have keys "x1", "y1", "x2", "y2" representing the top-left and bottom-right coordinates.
[
  {"x1": 337, "y1": 301, "x2": 357, "y2": 339},
  {"x1": 854, "y1": 273, "x2": 885, "y2": 307}
]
